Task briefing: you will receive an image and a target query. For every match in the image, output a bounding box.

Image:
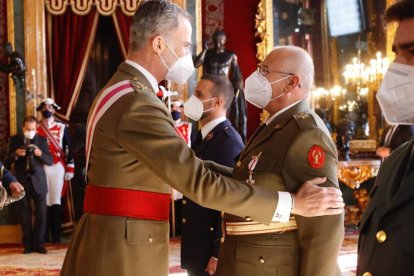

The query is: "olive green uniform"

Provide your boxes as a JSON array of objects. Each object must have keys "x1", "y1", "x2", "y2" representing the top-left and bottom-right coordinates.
[
  {"x1": 61, "y1": 62, "x2": 279, "y2": 276},
  {"x1": 216, "y1": 101, "x2": 344, "y2": 276}
]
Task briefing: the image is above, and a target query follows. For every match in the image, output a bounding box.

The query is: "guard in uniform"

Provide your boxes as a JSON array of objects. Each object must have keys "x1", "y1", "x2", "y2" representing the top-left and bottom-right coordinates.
[
  {"x1": 216, "y1": 46, "x2": 344, "y2": 276},
  {"x1": 181, "y1": 75, "x2": 244, "y2": 276},
  {"x1": 357, "y1": 1, "x2": 414, "y2": 275},
  {"x1": 36, "y1": 98, "x2": 74, "y2": 242}
]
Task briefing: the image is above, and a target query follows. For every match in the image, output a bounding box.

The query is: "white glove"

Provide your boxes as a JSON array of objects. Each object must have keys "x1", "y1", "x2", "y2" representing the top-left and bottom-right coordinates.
[
  {"x1": 64, "y1": 172, "x2": 74, "y2": 180},
  {"x1": 172, "y1": 189, "x2": 183, "y2": 200}
]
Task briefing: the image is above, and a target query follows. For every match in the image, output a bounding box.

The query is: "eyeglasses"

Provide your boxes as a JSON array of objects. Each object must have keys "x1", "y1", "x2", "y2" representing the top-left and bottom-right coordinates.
[{"x1": 258, "y1": 66, "x2": 294, "y2": 77}]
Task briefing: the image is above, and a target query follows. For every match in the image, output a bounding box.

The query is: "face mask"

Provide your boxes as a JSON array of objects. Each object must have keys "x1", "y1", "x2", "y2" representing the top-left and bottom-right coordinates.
[
  {"x1": 41, "y1": 110, "x2": 53, "y2": 119},
  {"x1": 183, "y1": 95, "x2": 215, "y2": 121},
  {"x1": 244, "y1": 70, "x2": 291, "y2": 109},
  {"x1": 24, "y1": 130, "x2": 36, "y2": 140},
  {"x1": 377, "y1": 62, "x2": 414, "y2": 124},
  {"x1": 171, "y1": 110, "x2": 181, "y2": 121},
  {"x1": 158, "y1": 38, "x2": 195, "y2": 84}
]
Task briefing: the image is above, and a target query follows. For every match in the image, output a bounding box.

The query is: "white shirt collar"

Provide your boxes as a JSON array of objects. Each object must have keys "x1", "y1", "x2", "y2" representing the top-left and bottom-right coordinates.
[
  {"x1": 266, "y1": 100, "x2": 302, "y2": 125},
  {"x1": 125, "y1": 59, "x2": 159, "y2": 93},
  {"x1": 201, "y1": 116, "x2": 227, "y2": 139}
]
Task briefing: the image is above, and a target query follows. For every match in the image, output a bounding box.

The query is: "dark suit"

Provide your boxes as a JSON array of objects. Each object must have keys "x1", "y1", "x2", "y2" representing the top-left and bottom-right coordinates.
[
  {"x1": 380, "y1": 125, "x2": 414, "y2": 152},
  {"x1": 6, "y1": 134, "x2": 53, "y2": 250},
  {"x1": 357, "y1": 139, "x2": 414, "y2": 276},
  {"x1": 181, "y1": 119, "x2": 244, "y2": 276}
]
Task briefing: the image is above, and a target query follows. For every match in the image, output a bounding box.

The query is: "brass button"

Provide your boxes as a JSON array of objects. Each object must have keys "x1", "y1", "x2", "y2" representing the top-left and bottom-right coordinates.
[
  {"x1": 259, "y1": 257, "x2": 265, "y2": 264},
  {"x1": 237, "y1": 161, "x2": 242, "y2": 167},
  {"x1": 182, "y1": 218, "x2": 186, "y2": 223},
  {"x1": 210, "y1": 227, "x2": 214, "y2": 231},
  {"x1": 221, "y1": 237, "x2": 225, "y2": 243},
  {"x1": 275, "y1": 124, "x2": 281, "y2": 129},
  {"x1": 376, "y1": 230, "x2": 387, "y2": 243},
  {"x1": 362, "y1": 272, "x2": 372, "y2": 276},
  {"x1": 245, "y1": 216, "x2": 252, "y2": 222},
  {"x1": 148, "y1": 236, "x2": 153, "y2": 243},
  {"x1": 182, "y1": 199, "x2": 187, "y2": 205}
]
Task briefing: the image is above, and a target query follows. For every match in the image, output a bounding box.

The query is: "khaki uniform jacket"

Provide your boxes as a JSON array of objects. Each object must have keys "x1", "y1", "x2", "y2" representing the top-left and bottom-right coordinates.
[
  {"x1": 216, "y1": 101, "x2": 344, "y2": 276},
  {"x1": 61, "y1": 62, "x2": 278, "y2": 276}
]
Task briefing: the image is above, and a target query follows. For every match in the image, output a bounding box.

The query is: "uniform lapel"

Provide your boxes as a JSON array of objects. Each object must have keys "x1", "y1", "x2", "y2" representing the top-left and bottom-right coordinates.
[
  {"x1": 240, "y1": 101, "x2": 309, "y2": 161},
  {"x1": 118, "y1": 63, "x2": 155, "y2": 93},
  {"x1": 193, "y1": 120, "x2": 230, "y2": 154}
]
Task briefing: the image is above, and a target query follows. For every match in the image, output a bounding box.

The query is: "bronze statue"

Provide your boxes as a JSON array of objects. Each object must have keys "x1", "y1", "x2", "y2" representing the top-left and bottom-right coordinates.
[
  {"x1": 194, "y1": 30, "x2": 247, "y2": 142},
  {"x1": 336, "y1": 119, "x2": 356, "y2": 161},
  {"x1": 0, "y1": 42, "x2": 26, "y2": 88}
]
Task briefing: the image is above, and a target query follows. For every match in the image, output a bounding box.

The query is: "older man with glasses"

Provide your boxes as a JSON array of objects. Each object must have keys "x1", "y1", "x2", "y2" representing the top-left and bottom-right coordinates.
[{"x1": 216, "y1": 45, "x2": 344, "y2": 276}]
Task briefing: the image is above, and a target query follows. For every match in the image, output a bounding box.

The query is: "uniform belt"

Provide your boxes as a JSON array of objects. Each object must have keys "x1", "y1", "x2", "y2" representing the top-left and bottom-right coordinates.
[
  {"x1": 225, "y1": 217, "x2": 297, "y2": 236},
  {"x1": 83, "y1": 185, "x2": 170, "y2": 221}
]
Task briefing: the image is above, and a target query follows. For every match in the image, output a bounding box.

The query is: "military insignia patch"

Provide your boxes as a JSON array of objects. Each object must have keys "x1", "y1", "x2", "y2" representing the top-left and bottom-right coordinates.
[
  {"x1": 308, "y1": 145, "x2": 325, "y2": 169},
  {"x1": 206, "y1": 132, "x2": 214, "y2": 140}
]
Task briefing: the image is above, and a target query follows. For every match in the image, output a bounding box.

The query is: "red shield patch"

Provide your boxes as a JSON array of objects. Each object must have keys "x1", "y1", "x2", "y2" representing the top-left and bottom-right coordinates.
[{"x1": 308, "y1": 145, "x2": 325, "y2": 169}]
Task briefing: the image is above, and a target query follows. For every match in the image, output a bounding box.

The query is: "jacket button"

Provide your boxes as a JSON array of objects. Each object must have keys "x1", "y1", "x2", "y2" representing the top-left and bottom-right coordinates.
[
  {"x1": 148, "y1": 236, "x2": 153, "y2": 243},
  {"x1": 259, "y1": 257, "x2": 265, "y2": 264},
  {"x1": 182, "y1": 218, "x2": 186, "y2": 223},
  {"x1": 362, "y1": 272, "x2": 372, "y2": 276},
  {"x1": 210, "y1": 227, "x2": 214, "y2": 231},
  {"x1": 237, "y1": 161, "x2": 242, "y2": 167},
  {"x1": 376, "y1": 230, "x2": 387, "y2": 243},
  {"x1": 220, "y1": 237, "x2": 225, "y2": 243},
  {"x1": 245, "y1": 216, "x2": 252, "y2": 222},
  {"x1": 182, "y1": 199, "x2": 187, "y2": 205}
]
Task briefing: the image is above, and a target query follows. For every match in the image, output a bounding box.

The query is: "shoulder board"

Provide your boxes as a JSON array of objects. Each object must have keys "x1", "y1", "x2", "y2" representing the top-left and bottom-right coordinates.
[
  {"x1": 293, "y1": 112, "x2": 317, "y2": 130},
  {"x1": 130, "y1": 77, "x2": 151, "y2": 94}
]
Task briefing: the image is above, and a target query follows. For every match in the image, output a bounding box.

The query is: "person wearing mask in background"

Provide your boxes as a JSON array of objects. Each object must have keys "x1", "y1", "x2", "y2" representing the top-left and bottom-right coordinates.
[
  {"x1": 216, "y1": 46, "x2": 344, "y2": 276},
  {"x1": 181, "y1": 74, "x2": 244, "y2": 276},
  {"x1": 36, "y1": 98, "x2": 74, "y2": 243},
  {"x1": 376, "y1": 124, "x2": 414, "y2": 160},
  {"x1": 6, "y1": 116, "x2": 52, "y2": 254},
  {"x1": 61, "y1": 1, "x2": 343, "y2": 275},
  {"x1": 357, "y1": 1, "x2": 414, "y2": 275}
]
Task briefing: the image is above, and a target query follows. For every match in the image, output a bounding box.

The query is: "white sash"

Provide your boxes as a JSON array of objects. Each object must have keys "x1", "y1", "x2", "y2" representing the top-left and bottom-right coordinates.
[{"x1": 85, "y1": 80, "x2": 135, "y2": 173}]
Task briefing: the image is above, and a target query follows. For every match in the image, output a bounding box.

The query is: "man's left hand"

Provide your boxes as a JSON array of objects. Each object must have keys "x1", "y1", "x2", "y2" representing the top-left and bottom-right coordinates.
[
  {"x1": 33, "y1": 146, "x2": 42, "y2": 157},
  {"x1": 205, "y1": 257, "x2": 218, "y2": 275}
]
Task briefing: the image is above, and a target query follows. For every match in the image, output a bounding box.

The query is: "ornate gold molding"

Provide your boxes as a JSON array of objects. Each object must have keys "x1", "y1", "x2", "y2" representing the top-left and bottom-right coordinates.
[
  {"x1": 7, "y1": 0, "x2": 16, "y2": 135},
  {"x1": 45, "y1": 0, "x2": 141, "y2": 16},
  {"x1": 255, "y1": 0, "x2": 274, "y2": 63},
  {"x1": 24, "y1": 0, "x2": 47, "y2": 117},
  {"x1": 255, "y1": 0, "x2": 273, "y2": 123}
]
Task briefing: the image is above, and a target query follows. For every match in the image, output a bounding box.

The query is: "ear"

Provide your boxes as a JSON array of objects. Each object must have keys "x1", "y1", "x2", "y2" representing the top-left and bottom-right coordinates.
[
  {"x1": 215, "y1": 96, "x2": 224, "y2": 106},
  {"x1": 152, "y1": 35, "x2": 166, "y2": 55},
  {"x1": 284, "y1": 75, "x2": 300, "y2": 92}
]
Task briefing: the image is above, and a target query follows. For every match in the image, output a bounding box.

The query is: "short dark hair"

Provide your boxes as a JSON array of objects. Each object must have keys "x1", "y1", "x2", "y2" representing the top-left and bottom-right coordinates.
[
  {"x1": 201, "y1": 74, "x2": 234, "y2": 110},
  {"x1": 385, "y1": 0, "x2": 414, "y2": 22},
  {"x1": 22, "y1": 116, "x2": 38, "y2": 126},
  {"x1": 129, "y1": 0, "x2": 190, "y2": 52}
]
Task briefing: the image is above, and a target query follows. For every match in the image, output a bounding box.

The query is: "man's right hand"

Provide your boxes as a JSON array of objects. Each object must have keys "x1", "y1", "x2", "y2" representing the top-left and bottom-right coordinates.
[
  {"x1": 15, "y1": 148, "x2": 26, "y2": 157},
  {"x1": 291, "y1": 177, "x2": 344, "y2": 217}
]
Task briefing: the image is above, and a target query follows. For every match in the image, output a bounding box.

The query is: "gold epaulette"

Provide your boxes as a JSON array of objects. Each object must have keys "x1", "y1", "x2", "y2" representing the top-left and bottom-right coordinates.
[
  {"x1": 294, "y1": 112, "x2": 317, "y2": 130},
  {"x1": 130, "y1": 77, "x2": 151, "y2": 94}
]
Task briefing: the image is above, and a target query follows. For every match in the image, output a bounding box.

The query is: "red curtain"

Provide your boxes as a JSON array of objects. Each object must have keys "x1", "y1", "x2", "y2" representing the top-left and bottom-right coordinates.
[
  {"x1": 46, "y1": 8, "x2": 99, "y2": 120},
  {"x1": 112, "y1": 9, "x2": 132, "y2": 59},
  {"x1": 0, "y1": 0, "x2": 10, "y2": 154}
]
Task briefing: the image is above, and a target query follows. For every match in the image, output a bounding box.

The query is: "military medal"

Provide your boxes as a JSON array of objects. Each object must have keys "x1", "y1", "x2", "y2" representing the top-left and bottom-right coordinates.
[{"x1": 246, "y1": 152, "x2": 262, "y2": 184}]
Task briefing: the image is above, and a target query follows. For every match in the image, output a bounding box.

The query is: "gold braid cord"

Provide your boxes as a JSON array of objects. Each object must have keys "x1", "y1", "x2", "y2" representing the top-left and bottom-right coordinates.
[{"x1": 45, "y1": 0, "x2": 141, "y2": 16}]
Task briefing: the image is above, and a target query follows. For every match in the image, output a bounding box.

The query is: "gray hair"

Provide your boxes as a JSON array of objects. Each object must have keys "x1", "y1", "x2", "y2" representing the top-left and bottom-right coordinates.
[
  {"x1": 272, "y1": 45, "x2": 314, "y2": 91},
  {"x1": 129, "y1": 0, "x2": 191, "y2": 52}
]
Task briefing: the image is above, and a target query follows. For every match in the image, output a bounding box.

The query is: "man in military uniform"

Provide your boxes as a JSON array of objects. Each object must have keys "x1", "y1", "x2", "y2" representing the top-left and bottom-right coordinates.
[
  {"x1": 216, "y1": 46, "x2": 344, "y2": 276},
  {"x1": 61, "y1": 1, "x2": 343, "y2": 275},
  {"x1": 37, "y1": 98, "x2": 74, "y2": 242},
  {"x1": 181, "y1": 74, "x2": 244, "y2": 276},
  {"x1": 357, "y1": 1, "x2": 414, "y2": 275}
]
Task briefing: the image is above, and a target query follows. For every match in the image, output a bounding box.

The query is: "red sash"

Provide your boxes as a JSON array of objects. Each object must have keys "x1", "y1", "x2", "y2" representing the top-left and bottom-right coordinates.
[
  {"x1": 85, "y1": 80, "x2": 135, "y2": 172},
  {"x1": 39, "y1": 122, "x2": 66, "y2": 166},
  {"x1": 83, "y1": 185, "x2": 170, "y2": 221}
]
